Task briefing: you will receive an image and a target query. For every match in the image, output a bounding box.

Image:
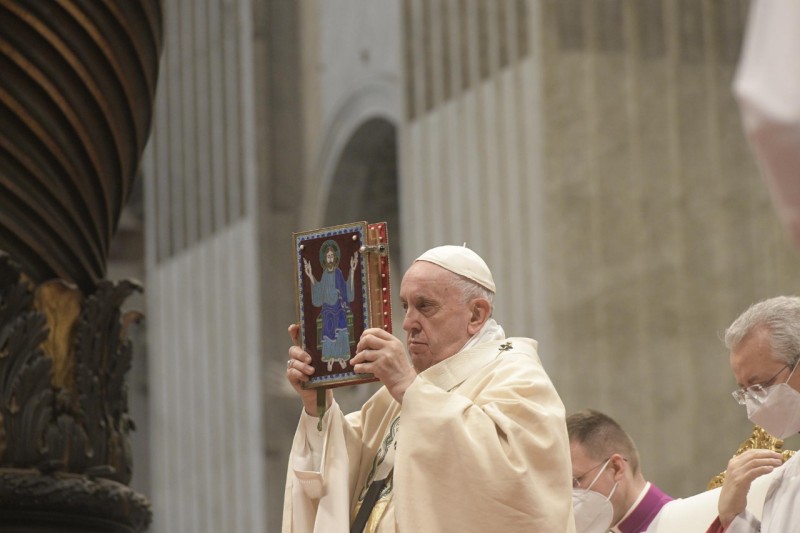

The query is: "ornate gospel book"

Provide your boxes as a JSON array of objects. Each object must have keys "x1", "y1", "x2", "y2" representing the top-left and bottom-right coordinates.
[{"x1": 292, "y1": 221, "x2": 392, "y2": 389}]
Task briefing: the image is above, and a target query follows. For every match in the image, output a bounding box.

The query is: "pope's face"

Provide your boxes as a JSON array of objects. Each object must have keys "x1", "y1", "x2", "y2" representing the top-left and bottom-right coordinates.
[{"x1": 399, "y1": 261, "x2": 474, "y2": 372}]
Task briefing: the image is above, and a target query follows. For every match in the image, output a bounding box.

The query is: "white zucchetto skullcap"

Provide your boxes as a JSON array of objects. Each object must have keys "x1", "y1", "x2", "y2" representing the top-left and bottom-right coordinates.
[{"x1": 414, "y1": 245, "x2": 495, "y2": 293}]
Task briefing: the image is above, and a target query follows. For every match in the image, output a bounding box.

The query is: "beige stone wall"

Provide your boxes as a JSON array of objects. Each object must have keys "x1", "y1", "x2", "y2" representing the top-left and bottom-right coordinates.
[
  {"x1": 143, "y1": 0, "x2": 266, "y2": 531},
  {"x1": 538, "y1": 0, "x2": 800, "y2": 495}
]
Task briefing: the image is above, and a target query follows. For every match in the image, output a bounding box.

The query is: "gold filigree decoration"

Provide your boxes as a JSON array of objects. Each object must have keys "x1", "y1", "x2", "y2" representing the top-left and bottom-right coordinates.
[{"x1": 707, "y1": 425, "x2": 796, "y2": 489}]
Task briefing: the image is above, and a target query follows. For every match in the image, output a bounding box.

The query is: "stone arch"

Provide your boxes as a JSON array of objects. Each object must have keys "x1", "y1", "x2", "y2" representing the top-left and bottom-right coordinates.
[
  {"x1": 322, "y1": 117, "x2": 401, "y2": 261},
  {"x1": 308, "y1": 79, "x2": 401, "y2": 235}
]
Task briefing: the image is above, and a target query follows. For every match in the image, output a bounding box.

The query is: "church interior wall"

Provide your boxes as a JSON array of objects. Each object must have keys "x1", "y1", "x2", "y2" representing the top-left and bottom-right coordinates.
[
  {"x1": 537, "y1": 0, "x2": 800, "y2": 496},
  {"x1": 142, "y1": 0, "x2": 266, "y2": 530},
  {"x1": 136, "y1": 0, "x2": 800, "y2": 531}
]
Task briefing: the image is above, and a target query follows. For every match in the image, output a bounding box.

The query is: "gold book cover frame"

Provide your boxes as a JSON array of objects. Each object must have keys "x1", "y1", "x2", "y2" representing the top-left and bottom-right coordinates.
[{"x1": 292, "y1": 221, "x2": 392, "y2": 389}]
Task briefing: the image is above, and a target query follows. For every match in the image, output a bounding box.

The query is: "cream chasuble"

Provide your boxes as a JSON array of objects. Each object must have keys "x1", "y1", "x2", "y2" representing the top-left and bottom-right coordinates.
[{"x1": 282, "y1": 332, "x2": 575, "y2": 532}]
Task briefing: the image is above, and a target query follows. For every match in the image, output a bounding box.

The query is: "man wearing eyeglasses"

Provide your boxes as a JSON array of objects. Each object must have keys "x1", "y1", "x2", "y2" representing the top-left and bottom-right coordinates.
[
  {"x1": 707, "y1": 296, "x2": 800, "y2": 532},
  {"x1": 568, "y1": 410, "x2": 673, "y2": 533}
]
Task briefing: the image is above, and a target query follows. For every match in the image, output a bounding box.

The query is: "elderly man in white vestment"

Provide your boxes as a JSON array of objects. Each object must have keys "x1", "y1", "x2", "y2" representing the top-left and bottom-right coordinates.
[
  {"x1": 706, "y1": 296, "x2": 800, "y2": 533},
  {"x1": 282, "y1": 245, "x2": 575, "y2": 532}
]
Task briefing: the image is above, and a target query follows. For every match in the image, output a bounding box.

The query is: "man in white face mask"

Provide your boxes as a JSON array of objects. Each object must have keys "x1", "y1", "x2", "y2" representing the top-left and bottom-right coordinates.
[
  {"x1": 568, "y1": 410, "x2": 673, "y2": 533},
  {"x1": 707, "y1": 296, "x2": 800, "y2": 532}
]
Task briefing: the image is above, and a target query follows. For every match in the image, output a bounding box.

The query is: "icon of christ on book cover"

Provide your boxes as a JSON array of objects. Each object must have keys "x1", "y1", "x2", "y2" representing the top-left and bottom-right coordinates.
[{"x1": 293, "y1": 221, "x2": 391, "y2": 389}]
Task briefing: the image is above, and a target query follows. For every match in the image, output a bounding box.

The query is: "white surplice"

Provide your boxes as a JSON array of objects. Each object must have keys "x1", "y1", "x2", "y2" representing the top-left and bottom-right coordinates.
[{"x1": 725, "y1": 452, "x2": 800, "y2": 533}]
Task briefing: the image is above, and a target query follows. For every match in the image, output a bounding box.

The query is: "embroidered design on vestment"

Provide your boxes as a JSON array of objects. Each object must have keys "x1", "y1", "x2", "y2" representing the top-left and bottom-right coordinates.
[{"x1": 358, "y1": 415, "x2": 400, "y2": 504}]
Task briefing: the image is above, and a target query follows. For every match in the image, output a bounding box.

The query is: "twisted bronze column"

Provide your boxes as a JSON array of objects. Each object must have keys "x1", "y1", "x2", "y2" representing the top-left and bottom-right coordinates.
[{"x1": 0, "y1": 1, "x2": 162, "y2": 530}]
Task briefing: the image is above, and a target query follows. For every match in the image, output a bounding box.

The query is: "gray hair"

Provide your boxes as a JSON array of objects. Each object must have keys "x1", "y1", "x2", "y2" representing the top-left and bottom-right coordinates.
[
  {"x1": 446, "y1": 271, "x2": 494, "y2": 315},
  {"x1": 725, "y1": 296, "x2": 800, "y2": 367}
]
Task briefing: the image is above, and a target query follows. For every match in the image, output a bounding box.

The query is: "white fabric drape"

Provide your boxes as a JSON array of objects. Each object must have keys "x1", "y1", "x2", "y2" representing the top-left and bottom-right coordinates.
[{"x1": 734, "y1": 0, "x2": 800, "y2": 246}]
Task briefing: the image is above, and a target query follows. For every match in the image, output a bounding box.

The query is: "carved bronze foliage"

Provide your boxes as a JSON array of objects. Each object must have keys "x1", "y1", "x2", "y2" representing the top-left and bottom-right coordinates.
[
  {"x1": 0, "y1": 254, "x2": 53, "y2": 469},
  {"x1": 0, "y1": 253, "x2": 142, "y2": 482},
  {"x1": 0, "y1": 253, "x2": 151, "y2": 529},
  {"x1": 0, "y1": 469, "x2": 151, "y2": 532}
]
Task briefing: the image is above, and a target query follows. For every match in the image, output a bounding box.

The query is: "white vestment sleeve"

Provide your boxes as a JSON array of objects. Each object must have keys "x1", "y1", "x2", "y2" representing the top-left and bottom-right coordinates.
[
  {"x1": 282, "y1": 401, "x2": 363, "y2": 533},
  {"x1": 299, "y1": 410, "x2": 325, "y2": 471},
  {"x1": 734, "y1": 0, "x2": 800, "y2": 246},
  {"x1": 725, "y1": 510, "x2": 760, "y2": 533}
]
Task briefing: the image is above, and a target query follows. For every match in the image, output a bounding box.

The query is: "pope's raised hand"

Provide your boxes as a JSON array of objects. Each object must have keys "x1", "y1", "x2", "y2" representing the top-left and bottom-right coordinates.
[
  {"x1": 717, "y1": 448, "x2": 783, "y2": 528},
  {"x1": 352, "y1": 328, "x2": 416, "y2": 404},
  {"x1": 286, "y1": 324, "x2": 330, "y2": 416}
]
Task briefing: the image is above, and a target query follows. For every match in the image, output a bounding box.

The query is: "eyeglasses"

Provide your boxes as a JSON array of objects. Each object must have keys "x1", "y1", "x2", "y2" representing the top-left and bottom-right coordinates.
[
  {"x1": 731, "y1": 362, "x2": 793, "y2": 405},
  {"x1": 572, "y1": 458, "x2": 610, "y2": 489}
]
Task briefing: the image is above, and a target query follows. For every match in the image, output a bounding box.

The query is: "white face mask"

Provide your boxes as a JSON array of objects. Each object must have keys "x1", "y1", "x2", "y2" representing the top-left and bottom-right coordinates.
[
  {"x1": 746, "y1": 363, "x2": 800, "y2": 439},
  {"x1": 572, "y1": 459, "x2": 618, "y2": 533}
]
